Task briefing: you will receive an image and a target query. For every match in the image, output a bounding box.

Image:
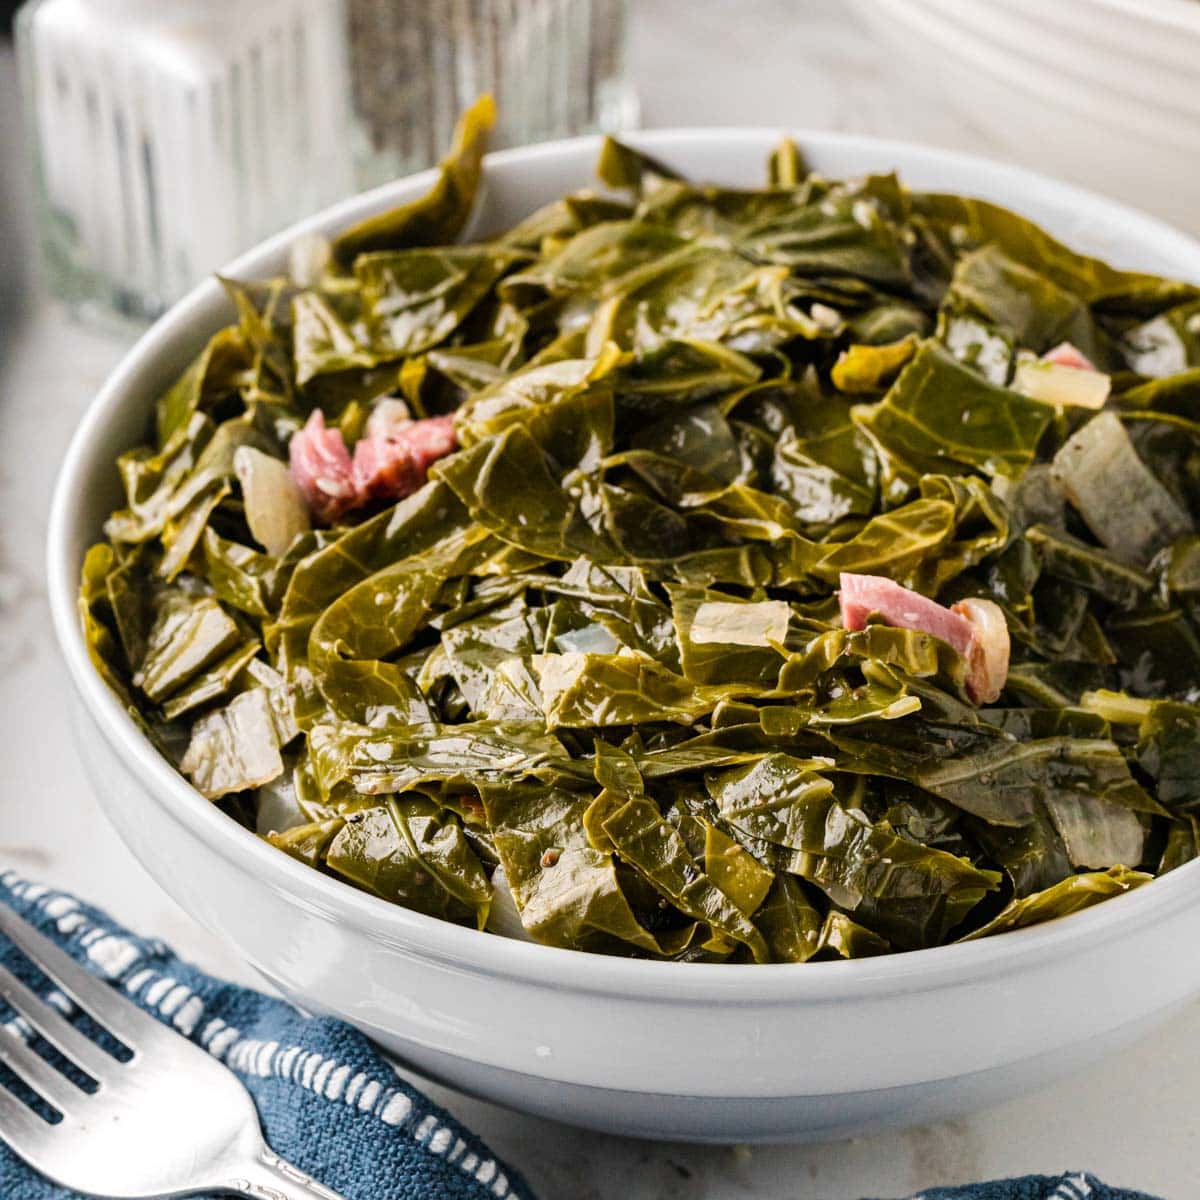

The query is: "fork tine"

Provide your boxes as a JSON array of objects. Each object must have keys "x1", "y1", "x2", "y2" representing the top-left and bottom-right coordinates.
[
  {"x1": 0, "y1": 904, "x2": 164, "y2": 1046},
  {"x1": 0, "y1": 966, "x2": 122, "y2": 1082},
  {"x1": 0, "y1": 1077, "x2": 55, "y2": 1152},
  {"x1": 0, "y1": 1023, "x2": 87, "y2": 1115}
]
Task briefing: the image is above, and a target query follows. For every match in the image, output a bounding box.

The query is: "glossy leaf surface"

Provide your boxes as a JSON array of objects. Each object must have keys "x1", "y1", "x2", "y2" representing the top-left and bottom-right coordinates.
[{"x1": 82, "y1": 111, "x2": 1200, "y2": 959}]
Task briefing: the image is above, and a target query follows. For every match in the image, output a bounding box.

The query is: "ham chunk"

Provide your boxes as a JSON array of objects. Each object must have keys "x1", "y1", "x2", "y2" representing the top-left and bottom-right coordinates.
[
  {"x1": 1042, "y1": 341, "x2": 1096, "y2": 371},
  {"x1": 288, "y1": 410, "x2": 356, "y2": 524},
  {"x1": 396, "y1": 412, "x2": 458, "y2": 467},
  {"x1": 351, "y1": 412, "x2": 457, "y2": 505},
  {"x1": 839, "y1": 573, "x2": 976, "y2": 658},
  {"x1": 290, "y1": 403, "x2": 459, "y2": 523},
  {"x1": 352, "y1": 434, "x2": 421, "y2": 502},
  {"x1": 838, "y1": 573, "x2": 1009, "y2": 704}
]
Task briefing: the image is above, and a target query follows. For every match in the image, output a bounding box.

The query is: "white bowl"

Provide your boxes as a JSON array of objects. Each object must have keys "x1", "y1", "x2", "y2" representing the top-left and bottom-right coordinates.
[{"x1": 47, "y1": 129, "x2": 1200, "y2": 1144}]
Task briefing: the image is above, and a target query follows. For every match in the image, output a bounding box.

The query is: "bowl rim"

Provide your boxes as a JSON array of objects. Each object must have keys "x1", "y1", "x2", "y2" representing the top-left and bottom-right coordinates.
[{"x1": 47, "y1": 125, "x2": 1200, "y2": 1004}]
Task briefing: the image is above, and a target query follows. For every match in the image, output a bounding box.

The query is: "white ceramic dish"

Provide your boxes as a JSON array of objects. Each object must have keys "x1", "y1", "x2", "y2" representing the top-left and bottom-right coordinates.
[{"x1": 47, "y1": 129, "x2": 1200, "y2": 1144}]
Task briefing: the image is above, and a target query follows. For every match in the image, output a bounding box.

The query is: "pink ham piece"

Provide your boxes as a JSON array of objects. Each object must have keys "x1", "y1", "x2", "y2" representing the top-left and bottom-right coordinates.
[
  {"x1": 352, "y1": 434, "x2": 420, "y2": 502},
  {"x1": 840, "y1": 573, "x2": 976, "y2": 658},
  {"x1": 288, "y1": 410, "x2": 356, "y2": 524},
  {"x1": 289, "y1": 408, "x2": 459, "y2": 523},
  {"x1": 398, "y1": 412, "x2": 458, "y2": 465},
  {"x1": 351, "y1": 412, "x2": 457, "y2": 504},
  {"x1": 838, "y1": 572, "x2": 1010, "y2": 704},
  {"x1": 1042, "y1": 341, "x2": 1096, "y2": 371}
]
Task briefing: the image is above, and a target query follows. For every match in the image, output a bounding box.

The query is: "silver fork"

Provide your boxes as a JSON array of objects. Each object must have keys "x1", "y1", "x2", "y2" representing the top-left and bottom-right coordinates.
[{"x1": 0, "y1": 903, "x2": 346, "y2": 1199}]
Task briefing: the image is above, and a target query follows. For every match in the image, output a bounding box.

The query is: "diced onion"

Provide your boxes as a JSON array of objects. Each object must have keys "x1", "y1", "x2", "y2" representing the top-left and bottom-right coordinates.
[
  {"x1": 951, "y1": 597, "x2": 1010, "y2": 705},
  {"x1": 809, "y1": 302, "x2": 841, "y2": 330},
  {"x1": 691, "y1": 600, "x2": 790, "y2": 647},
  {"x1": 1012, "y1": 358, "x2": 1110, "y2": 409},
  {"x1": 234, "y1": 446, "x2": 312, "y2": 557},
  {"x1": 1042, "y1": 341, "x2": 1097, "y2": 371},
  {"x1": 1051, "y1": 411, "x2": 1192, "y2": 565}
]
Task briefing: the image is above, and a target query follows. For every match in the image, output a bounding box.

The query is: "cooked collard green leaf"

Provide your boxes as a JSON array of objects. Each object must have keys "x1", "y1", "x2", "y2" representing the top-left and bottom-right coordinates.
[{"x1": 83, "y1": 104, "x2": 1200, "y2": 962}]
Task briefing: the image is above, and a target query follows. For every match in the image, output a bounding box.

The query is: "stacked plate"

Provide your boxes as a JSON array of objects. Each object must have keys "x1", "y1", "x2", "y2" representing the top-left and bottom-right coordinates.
[{"x1": 851, "y1": 0, "x2": 1200, "y2": 234}]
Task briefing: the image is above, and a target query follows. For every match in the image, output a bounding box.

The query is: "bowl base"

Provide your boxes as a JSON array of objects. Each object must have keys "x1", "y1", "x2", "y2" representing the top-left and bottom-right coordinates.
[{"x1": 257, "y1": 965, "x2": 1188, "y2": 1144}]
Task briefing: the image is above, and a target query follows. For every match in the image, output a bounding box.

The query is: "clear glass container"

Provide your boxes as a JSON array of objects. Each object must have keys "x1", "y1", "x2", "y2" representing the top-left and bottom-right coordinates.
[
  {"x1": 16, "y1": 0, "x2": 637, "y2": 324},
  {"x1": 16, "y1": 0, "x2": 356, "y2": 323},
  {"x1": 344, "y1": 0, "x2": 638, "y2": 190}
]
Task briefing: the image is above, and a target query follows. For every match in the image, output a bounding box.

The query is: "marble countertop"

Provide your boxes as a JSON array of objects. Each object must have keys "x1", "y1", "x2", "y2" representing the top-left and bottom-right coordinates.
[{"x1": 2, "y1": 4, "x2": 1199, "y2": 1196}]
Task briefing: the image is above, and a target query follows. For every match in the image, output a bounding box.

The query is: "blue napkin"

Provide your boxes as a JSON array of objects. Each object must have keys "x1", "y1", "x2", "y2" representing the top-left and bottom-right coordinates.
[
  {"x1": 883, "y1": 1178, "x2": 1160, "y2": 1200},
  {"x1": 0, "y1": 870, "x2": 1164, "y2": 1200},
  {"x1": 0, "y1": 868, "x2": 535, "y2": 1200}
]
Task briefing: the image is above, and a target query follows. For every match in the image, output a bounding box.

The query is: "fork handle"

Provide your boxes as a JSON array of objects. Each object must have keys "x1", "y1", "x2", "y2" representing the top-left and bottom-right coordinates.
[{"x1": 223, "y1": 1146, "x2": 348, "y2": 1200}]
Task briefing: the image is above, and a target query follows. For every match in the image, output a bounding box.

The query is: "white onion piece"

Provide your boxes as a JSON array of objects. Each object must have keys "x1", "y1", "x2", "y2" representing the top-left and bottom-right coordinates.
[
  {"x1": 691, "y1": 600, "x2": 791, "y2": 647},
  {"x1": 234, "y1": 446, "x2": 311, "y2": 557},
  {"x1": 484, "y1": 865, "x2": 536, "y2": 943},
  {"x1": 809, "y1": 302, "x2": 842, "y2": 330},
  {"x1": 1051, "y1": 411, "x2": 1192, "y2": 565},
  {"x1": 1012, "y1": 358, "x2": 1109, "y2": 409},
  {"x1": 951, "y1": 597, "x2": 1010, "y2": 705}
]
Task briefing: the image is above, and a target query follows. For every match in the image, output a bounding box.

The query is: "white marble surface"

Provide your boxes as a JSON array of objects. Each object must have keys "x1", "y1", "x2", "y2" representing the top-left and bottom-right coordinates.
[{"x1": 3, "y1": 4, "x2": 1200, "y2": 1196}]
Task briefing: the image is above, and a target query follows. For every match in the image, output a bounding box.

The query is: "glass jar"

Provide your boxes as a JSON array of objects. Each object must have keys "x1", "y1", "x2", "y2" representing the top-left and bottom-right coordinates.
[
  {"x1": 16, "y1": 0, "x2": 637, "y2": 323},
  {"x1": 16, "y1": 0, "x2": 356, "y2": 323},
  {"x1": 345, "y1": 0, "x2": 638, "y2": 190}
]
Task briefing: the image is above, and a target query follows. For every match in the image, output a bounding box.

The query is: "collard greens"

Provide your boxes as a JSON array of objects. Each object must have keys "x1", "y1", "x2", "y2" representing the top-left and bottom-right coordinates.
[{"x1": 82, "y1": 98, "x2": 1200, "y2": 962}]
